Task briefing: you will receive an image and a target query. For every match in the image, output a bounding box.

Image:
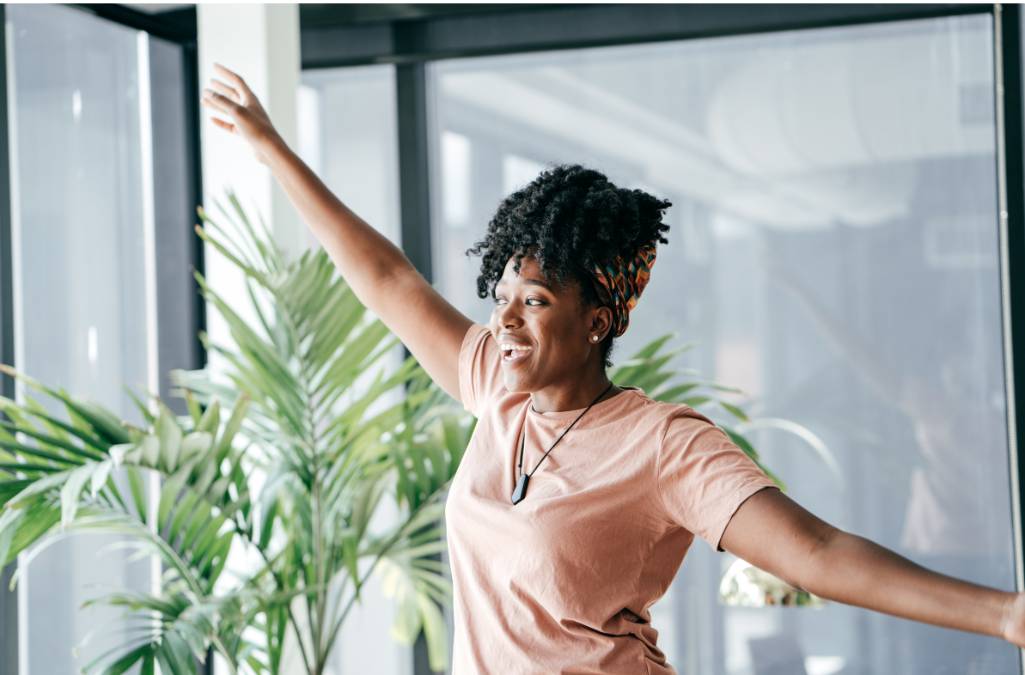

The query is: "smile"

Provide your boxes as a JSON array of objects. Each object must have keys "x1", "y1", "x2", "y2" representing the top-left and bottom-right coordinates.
[{"x1": 500, "y1": 345, "x2": 533, "y2": 364}]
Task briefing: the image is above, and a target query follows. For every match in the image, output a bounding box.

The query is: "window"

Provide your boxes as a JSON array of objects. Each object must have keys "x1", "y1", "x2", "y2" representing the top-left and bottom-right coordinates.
[
  {"x1": 426, "y1": 14, "x2": 1017, "y2": 674},
  {"x1": 298, "y1": 63, "x2": 412, "y2": 675},
  {"x1": 6, "y1": 5, "x2": 199, "y2": 672}
]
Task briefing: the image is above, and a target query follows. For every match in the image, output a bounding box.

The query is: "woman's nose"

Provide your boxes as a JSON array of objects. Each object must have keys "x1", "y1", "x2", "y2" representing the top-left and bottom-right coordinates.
[{"x1": 494, "y1": 300, "x2": 522, "y2": 328}]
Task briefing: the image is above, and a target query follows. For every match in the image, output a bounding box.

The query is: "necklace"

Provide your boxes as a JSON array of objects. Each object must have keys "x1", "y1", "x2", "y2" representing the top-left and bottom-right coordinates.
[{"x1": 510, "y1": 382, "x2": 615, "y2": 505}]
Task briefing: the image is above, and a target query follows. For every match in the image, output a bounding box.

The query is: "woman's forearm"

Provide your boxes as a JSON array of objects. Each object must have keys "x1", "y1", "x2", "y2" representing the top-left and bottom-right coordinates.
[
  {"x1": 806, "y1": 530, "x2": 1012, "y2": 639},
  {"x1": 262, "y1": 136, "x2": 419, "y2": 308}
]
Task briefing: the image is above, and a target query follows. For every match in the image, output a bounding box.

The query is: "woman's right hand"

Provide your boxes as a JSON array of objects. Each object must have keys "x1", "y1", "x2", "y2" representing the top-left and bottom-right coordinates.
[{"x1": 201, "y1": 62, "x2": 282, "y2": 165}]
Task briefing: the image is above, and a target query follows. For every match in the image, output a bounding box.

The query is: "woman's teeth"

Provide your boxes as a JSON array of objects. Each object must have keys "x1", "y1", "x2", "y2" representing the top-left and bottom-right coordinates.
[{"x1": 501, "y1": 345, "x2": 532, "y2": 362}]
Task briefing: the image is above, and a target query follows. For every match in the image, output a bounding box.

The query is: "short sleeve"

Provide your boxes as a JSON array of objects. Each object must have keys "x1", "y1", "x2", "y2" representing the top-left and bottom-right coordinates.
[
  {"x1": 656, "y1": 410, "x2": 779, "y2": 552},
  {"x1": 457, "y1": 323, "x2": 504, "y2": 417}
]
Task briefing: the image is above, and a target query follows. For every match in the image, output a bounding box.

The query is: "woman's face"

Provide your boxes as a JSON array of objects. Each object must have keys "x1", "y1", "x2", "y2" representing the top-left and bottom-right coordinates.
[{"x1": 488, "y1": 254, "x2": 611, "y2": 393}]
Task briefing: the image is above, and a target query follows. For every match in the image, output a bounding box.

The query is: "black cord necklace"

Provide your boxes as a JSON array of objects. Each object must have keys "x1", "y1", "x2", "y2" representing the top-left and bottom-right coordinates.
[{"x1": 510, "y1": 382, "x2": 615, "y2": 505}]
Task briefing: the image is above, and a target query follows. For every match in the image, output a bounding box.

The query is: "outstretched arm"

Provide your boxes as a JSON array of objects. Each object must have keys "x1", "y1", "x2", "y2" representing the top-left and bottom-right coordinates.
[
  {"x1": 201, "y1": 64, "x2": 472, "y2": 402},
  {"x1": 719, "y1": 487, "x2": 1021, "y2": 645}
]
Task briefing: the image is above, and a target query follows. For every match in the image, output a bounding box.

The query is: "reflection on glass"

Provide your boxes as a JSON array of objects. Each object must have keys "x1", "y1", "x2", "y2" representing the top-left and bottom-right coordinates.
[
  {"x1": 428, "y1": 14, "x2": 1016, "y2": 675},
  {"x1": 719, "y1": 558, "x2": 827, "y2": 609},
  {"x1": 7, "y1": 4, "x2": 154, "y2": 673}
]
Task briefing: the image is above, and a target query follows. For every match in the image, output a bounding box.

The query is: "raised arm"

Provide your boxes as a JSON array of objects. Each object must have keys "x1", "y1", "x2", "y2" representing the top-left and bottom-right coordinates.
[
  {"x1": 201, "y1": 63, "x2": 472, "y2": 401},
  {"x1": 719, "y1": 488, "x2": 1024, "y2": 646}
]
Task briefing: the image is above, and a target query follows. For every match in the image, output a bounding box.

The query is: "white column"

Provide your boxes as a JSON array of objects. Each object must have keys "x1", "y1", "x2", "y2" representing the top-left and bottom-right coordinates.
[
  {"x1": 197, "y1": 3, "x2": 305, "y2": 260},
  {"x1": 195, "y1": 2, "x2": 306, "y2": 411},
  {"x1": 197, "y1": 4, "x2": 306, "y2": 390},
  {"x1": 196, "y1": 7, "x2": 307, "y2": 675}
]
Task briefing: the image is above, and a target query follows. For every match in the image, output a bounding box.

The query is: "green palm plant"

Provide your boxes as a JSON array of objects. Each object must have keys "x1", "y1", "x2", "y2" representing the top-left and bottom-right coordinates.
[
  {"x1": 0, "y1": 190, "x2": 788, "y2": 675},
  {"x1": 0, "y1": 191, "x2": 470, "y2": 675}
]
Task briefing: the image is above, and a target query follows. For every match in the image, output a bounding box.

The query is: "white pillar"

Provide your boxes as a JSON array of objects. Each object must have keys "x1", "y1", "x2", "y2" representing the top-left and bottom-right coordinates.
[
  {"x1": 197, "y1": 3, "x2": 306, "y2": 382},
  {"x1": 196, "y1": 6, "x2": 307, "y2": 674},
  {"x1": 197, "y1": 4, "x2": 305, "y2": 260}
]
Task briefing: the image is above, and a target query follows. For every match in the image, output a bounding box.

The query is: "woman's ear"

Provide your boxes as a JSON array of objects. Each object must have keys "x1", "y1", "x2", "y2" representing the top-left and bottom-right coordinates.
[{"x1": 589, "y1": 305, "x2": 614, "y2": 339}]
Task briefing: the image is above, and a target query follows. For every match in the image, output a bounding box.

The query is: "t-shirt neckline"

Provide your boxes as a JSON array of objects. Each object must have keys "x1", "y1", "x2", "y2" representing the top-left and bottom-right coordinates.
[{"x1": 525, "y1": 386, "x2": 642, "y2": 423}]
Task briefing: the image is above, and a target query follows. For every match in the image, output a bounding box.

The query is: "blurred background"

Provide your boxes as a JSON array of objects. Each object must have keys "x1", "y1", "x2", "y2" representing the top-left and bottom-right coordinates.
[{"x1": 3, "y1": 2, "x2": 1025, "y2": 674}]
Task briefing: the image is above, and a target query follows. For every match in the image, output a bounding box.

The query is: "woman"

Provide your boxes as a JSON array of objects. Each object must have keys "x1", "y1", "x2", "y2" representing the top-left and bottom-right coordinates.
[{"x1": 201, "y1": 63, "x2": 1025, "y2": 672}]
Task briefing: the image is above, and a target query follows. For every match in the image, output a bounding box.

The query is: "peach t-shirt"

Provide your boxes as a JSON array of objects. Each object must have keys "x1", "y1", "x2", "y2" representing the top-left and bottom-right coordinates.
[{"x1": 445, "y1": 323, "x2": 778, "y2": 674}]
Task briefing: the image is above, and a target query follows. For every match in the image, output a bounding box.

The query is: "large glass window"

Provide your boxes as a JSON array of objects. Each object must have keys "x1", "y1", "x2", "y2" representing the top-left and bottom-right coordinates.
[
  {"x1": 298, "y1": 64, "x2": 412, "y2": 675},
  {"x1": 6, "y1": 5, "x2": 196, "y2": 673},
  {"x1": 427, "y1": 14, "x2": 1017, "y2": 674}
]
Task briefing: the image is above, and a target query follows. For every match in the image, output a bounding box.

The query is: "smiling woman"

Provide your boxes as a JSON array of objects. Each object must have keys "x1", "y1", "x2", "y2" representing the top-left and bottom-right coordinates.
[
  {"x1": 200, "y1": 61, "x2": 1025, "y2": 675},
  {"x1": 469, "y1": 164, "x2": 671, "y2": 373},
  {"x1": 459, "y1": 164, "x2": 673, "y2": 416}
]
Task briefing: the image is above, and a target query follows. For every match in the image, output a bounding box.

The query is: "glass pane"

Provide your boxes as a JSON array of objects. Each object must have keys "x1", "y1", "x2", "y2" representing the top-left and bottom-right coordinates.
[
  {"x1": 428, "y1": 14, "x2": 1017, "y2": 675},
  {"x1": 298, "y1": 64, "x2": 412, "y2": 675},
  {"x1": 7, "y1": 5, "x2": 154, "y2": 673}
]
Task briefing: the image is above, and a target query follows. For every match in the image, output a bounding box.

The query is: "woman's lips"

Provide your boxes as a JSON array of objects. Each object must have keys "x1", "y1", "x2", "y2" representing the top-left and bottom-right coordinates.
[{"x1": 501, "y1": 347, "x2": 532, "y2": 365}]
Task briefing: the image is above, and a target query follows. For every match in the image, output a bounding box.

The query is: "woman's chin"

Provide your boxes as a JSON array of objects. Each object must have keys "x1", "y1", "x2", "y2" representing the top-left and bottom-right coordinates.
[{"x1": 501, "y1": 372, "x2": 532, "y2": 393}]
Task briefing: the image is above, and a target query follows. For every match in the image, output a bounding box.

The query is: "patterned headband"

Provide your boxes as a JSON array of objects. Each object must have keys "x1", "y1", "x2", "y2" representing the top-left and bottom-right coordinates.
[{"x1": 591, "y1": 243, "x2": 658, "y2": 338}]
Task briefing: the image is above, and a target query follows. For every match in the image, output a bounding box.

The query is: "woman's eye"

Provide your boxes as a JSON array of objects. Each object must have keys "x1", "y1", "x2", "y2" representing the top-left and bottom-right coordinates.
[{"x1": 492, "y1": 297, "x2": 544, "y2": 306}]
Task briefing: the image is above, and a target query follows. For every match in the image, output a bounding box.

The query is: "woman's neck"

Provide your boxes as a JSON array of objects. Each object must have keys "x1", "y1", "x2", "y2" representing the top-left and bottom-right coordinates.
[{"x1": 529, "y1": 376, "x2": 621, "y2": 414}]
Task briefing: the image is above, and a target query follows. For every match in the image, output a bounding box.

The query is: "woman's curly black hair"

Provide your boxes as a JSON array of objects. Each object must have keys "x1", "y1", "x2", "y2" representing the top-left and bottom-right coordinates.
[{"x1": 465, "y1": 163, "x2": 672, "y2": 368}]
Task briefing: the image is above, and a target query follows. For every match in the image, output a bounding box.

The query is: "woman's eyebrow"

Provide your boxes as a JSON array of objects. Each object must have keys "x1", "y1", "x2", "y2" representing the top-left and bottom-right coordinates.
[{"x1": 495, "y1": 278, "x2": 553, "y2": 291}]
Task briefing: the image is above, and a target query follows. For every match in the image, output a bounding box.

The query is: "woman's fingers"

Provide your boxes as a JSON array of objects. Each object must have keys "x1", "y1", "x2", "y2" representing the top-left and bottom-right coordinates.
[
  {"x1": 200, "y1": 94, "x2": 237, "y2": 133},
  {"x1": 203, "y1": 64, "x2": 278, "y2": 157},
  {"x1": 202, "y1": 89, "x2": 238, "y2": 115},
  {"x1": 210, "y1": 117, "x2": 236, "y2": 133},
  {"x1": 213, "y1": 62, "x2": 253, "y2": 97},
  {"x1": 208, "y1": 78, "x2": 240, "y2": 103}
]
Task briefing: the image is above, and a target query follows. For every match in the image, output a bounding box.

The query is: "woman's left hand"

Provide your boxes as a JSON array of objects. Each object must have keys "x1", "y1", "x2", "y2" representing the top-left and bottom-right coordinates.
[{"x1": 201, "y1": 63, "x2": 281, "y2": 165}]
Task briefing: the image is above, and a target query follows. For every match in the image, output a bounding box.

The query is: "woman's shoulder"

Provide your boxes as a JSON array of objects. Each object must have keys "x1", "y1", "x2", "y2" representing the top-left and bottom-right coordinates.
[
  {"x1": 622, "y1": 393, "x2": 727, "y2": 443},
  {"x1": 624, "y1": 388, "x2": 711, "y2": 419}
]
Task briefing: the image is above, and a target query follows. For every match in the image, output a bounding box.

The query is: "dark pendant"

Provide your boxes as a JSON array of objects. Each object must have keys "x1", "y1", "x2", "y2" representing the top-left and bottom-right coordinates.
[{"x1": 511, "y1": 473, "x2": 530, "y2": 505}]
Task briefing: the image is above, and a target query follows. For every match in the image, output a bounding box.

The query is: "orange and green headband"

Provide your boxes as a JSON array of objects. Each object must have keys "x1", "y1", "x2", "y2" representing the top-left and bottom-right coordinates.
[{"x1": 591, "y1": 243, "x2": 658, "y2": 338}]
